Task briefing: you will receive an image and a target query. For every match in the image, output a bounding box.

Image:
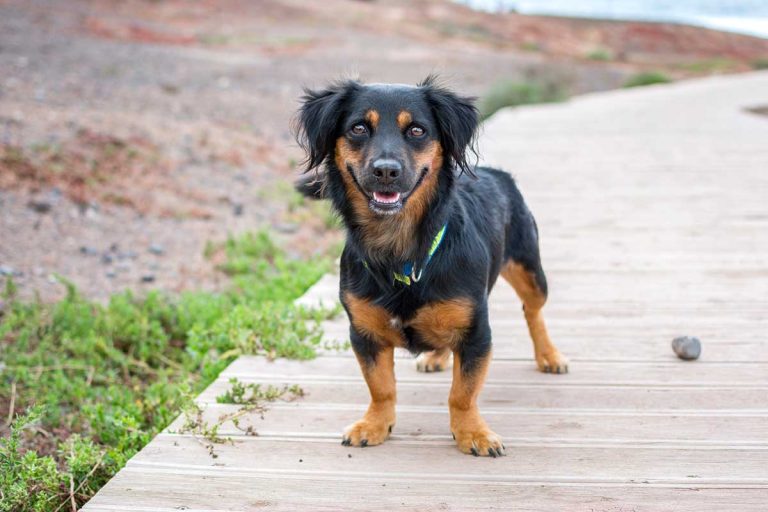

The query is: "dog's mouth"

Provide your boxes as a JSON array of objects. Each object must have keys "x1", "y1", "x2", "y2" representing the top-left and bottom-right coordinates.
[
  {"x1": 364, "y1": 168, "x2": 428, "y2": 216},
  {"x1": 370, "y1": 191, "x2": 403, "y2": 214}
]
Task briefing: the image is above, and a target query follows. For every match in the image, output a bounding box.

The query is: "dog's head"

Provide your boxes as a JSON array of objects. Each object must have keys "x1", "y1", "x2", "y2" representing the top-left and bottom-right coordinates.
[{"x1": 295, "y1": 77, "x2": 478, "y2": 217}]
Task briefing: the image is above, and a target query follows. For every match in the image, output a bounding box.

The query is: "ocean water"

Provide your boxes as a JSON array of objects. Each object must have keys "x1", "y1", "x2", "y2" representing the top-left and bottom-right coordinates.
[{"x1": 458, "y1": 0, "x2": 768, "y2": 38}]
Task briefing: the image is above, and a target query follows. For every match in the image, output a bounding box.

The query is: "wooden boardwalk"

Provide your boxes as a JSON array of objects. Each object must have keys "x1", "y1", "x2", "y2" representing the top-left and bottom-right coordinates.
[{"x1": 84, "y1": 72, "x2": 768, "y2": 511}]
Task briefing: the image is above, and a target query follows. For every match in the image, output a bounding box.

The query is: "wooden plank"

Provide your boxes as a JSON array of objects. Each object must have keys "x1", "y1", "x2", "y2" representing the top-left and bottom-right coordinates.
[
  {"x1": 84, "y1": 469, "x2": 768, "y2": 512},
  {"x1": 221, "y1": 356, "x2": 768, "y2": 386},
  {"x1": 197, "y1": 378, "x2": 768, "y2": 411},
  {"x1": 129, "y1": 435, "x2": 768, "y2": 485},
  {"x1": 317, "y1": 325, "x2": 768, "y2": 362},
  {"x1": 166, "y1": 402, "x2": 768, "y2": 447}
]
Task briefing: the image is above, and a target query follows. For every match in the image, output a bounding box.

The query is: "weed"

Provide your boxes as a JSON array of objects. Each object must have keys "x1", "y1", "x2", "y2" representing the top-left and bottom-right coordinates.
[
  {"x1": 176, "y1": 379, "x2": 304, "y2": 457},
  {"x1": 623, "y1": 71, "x2": 672, "y2": 88}
]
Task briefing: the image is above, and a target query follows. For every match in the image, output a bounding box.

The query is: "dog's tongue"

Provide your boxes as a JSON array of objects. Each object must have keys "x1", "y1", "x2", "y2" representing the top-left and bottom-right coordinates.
[{"x1": 373, "y1": 191, "x2": 401, "y2": 204}]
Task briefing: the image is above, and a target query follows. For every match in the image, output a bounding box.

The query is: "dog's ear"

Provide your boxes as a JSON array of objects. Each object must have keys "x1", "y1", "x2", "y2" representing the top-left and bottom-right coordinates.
[
  {"x1": 420, "y1": 75, "x2": 479, "y2": 177},
  {"x1": 294, "y1": 80, "x2": 359, "y2": 173}
]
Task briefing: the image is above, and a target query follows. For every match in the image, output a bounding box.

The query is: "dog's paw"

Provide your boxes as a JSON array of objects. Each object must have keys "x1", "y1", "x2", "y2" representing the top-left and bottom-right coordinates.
[
  {"x1": 536, "y1": 350, "x2": 569, "y2": 374},
  {"x1": 341, "y1": 417, "x2": 393, "y2": 447},
  {"x1": 452, "y1": 426, "x2": 505, "y2": 457},
  {"x1": 416, "y1": 350, "x2": 452, "y2": 373}
]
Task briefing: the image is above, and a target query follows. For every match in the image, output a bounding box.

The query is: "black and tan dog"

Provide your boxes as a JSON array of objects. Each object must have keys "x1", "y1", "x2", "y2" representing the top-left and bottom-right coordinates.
[{"x1": 294, "y1": 77, "x2": 568, "y2": 457}]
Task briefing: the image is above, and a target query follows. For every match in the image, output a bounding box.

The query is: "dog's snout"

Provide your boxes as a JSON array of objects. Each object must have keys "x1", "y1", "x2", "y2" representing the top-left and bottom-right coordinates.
[{"x1": 372, "y1": 158, "x2": 402, "y2": 184}]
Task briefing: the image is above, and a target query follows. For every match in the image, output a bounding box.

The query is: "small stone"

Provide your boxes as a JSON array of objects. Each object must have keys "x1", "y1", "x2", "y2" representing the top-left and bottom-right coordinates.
[
  {"x1": 141, "y1": 274, "x2": 156, "y2": 283},
  {"x1": 274, "y1": 222, "x2": 299, "y2": 234},
  {"x1": 232, "y1": 203, "x2": 244, "y2": 216},
  {"x1": 672, "y1": 336, "x2": 701, "y2": 361},
  {"x1": 80, "y1": 246, "x2": 99, "y2": 256},
  {"x1": 27, "y1": 198, "x2": 52, "y2": 213},
  {"x1": 0, "y1": 265, "x2": 15, "y2": 276},
  {"x1": 149, "y1": 243, "x2": 165, "y2": 255},
  {"x1": 106, "y1": 270, "x2": 117, "y2": 279},
  {"x1": 117, "y1": 250, "x2": 138, "y2": 260},
  {"x1": 101, "y1": 253, "x2": 113, "y2": 265}
]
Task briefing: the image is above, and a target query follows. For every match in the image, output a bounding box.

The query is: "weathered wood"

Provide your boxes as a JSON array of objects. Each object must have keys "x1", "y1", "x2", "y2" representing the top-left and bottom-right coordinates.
[
  {"x1": 84, "y1": 469, "x2": 768, "y2": 512},
  {"x1": 166, "y1": 403, "x2": 768, "y2": 447},
  {"x1": 84, "y1": 73, "x2": 768, "y2": 511}
]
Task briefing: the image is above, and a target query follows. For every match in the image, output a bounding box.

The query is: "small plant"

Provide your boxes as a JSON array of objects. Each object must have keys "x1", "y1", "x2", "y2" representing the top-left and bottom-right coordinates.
[
  {"x1": 177, "y1": 379, "x2": 304, "y2": 457},
  {"x1": 623, "y1": 71, "x2": 672, "y2": 88},
  {"x1": 752, "y1": 58, "x2": 768, "y2": 70},
  {"x1": 586, "y1": 48, "x2": 613, "y2": 61},
  {"x1": 479, "y1": 78, "x2": 568, "y2": 120}
]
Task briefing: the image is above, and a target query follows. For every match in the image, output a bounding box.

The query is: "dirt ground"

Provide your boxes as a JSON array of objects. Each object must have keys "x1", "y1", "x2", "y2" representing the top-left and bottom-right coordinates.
[{"x1": 2, "y1": 0, "x2": 767, "y2": 301}]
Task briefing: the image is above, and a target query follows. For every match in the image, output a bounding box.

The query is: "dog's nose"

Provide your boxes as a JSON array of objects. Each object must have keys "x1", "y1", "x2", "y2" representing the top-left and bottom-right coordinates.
[{"x1": 372, "y1": 158, "x2": 401, "y2": 184}]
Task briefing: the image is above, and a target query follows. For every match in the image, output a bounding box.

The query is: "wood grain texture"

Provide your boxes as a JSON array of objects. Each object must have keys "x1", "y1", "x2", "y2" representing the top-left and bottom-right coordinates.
[{"x1": 84, "y1": 72, "x2": 768, "y2": 511}]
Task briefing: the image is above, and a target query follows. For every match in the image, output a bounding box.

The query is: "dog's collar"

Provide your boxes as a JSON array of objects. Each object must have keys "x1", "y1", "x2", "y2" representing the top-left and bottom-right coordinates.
[{"x1": 363, "y1": 224, "x2": 447, "y2": 287}]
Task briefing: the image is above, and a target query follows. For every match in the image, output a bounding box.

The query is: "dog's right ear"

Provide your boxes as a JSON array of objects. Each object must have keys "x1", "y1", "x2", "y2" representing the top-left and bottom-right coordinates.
[{"x1": 294, "y1": 80, "x2": 359, "y2": 172}]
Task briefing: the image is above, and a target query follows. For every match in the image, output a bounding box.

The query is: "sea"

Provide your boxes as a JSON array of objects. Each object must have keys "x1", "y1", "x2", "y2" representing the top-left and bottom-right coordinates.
[{"x1": 457, "y1": 0, "x2": 768, "y2": 39}]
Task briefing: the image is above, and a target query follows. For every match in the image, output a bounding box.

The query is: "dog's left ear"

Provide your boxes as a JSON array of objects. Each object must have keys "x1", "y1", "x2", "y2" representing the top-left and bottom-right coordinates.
[
  {"x1": 420, "y1": 76, "x2": 479, "y2": 176},
  {"x1": 294, "y1": 80, "x2": 360, "y2": 172}
]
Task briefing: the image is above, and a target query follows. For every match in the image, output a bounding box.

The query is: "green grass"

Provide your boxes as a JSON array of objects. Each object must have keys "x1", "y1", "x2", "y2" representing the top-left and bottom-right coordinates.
[
  {"x1": 586, "y1": 47, "x2": 613, "y2": 62},
  {"x1": 0, "y1": 230, "x2": 337, "y2": 511},
  {"x1": 479, "y1": 78, "x2": 569, "y2": 120},
  {"x1": 623, "y1": 71, "x2": 672, "y2": 88},
  {"x1": 752, "y1": 58, "x2": 768, "y2": 70},
  {"x1": 679, "y1": 58, "x2": 739, "y2": 74}
]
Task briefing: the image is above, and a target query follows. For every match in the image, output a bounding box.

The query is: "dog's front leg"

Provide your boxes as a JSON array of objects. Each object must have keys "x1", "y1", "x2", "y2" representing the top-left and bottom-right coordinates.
[
  {"x1": 342, "y1": 333, "x2": 396, "y2": 447},
  {"x1": 449, "y1": 318, "x2": 505, "y2": 457}
]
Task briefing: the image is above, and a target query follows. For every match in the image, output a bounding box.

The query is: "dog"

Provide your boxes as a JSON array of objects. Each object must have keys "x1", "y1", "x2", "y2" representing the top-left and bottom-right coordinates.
[{"x1": 294, "y1": 76, "x2": 568, "y2": 457}]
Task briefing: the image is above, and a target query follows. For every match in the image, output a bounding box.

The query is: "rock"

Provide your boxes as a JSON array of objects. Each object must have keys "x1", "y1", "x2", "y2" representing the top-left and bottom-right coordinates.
[
  {"x1": 233, "y1": 203, "x2": 244, "y2": 216},
  {"x1": 149, "y1": 243, "x2": 165, "y2": 255},
  {"x1": 672, "y1": 336, "x2": 701, "y2": 361},
  {"x1": 106, "y1": 270, "x2": 117, "y2": 279},
  {"x1": 101, "y1": 253, "x2": 113, "y2": 265},
  {"x1": 80, "y1": 246, "x2": 99, "y2": 256},
  {"x1": 27, "y1": 198, "x2": 52, "y2": 213},
  {"x1": 0, "y1": 265, "x2": 15, "y2": 276},
  {"x1": 141, "y1": 274, "x2": 156, "y2": 283},
  {"x1": 275, "y1": 222, "x2": 299, "y2": 234},
  {"x1": 117, "y1": 250, "x2": 138, "y2": 260}
]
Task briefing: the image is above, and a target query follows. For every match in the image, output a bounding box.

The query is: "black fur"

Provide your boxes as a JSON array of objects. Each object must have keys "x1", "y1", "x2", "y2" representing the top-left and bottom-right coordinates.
[{"x1": 293, "y1": 78, "x2": 547, "y2": 375}]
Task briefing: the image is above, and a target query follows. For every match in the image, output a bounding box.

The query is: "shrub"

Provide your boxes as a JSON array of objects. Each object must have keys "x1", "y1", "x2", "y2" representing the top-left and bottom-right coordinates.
[
  {"x1": 479, "y1": 78, "x2": 568, "y2": 120},
  {"x1": 623, "y1": 71, "x2": 672, "y2": 88},
  {"x1": 586, "y1": 48, "x2": 613, "y2": 61},
  {"x1": 752, "y1": 58, "x2": 768, "y2": 70}
]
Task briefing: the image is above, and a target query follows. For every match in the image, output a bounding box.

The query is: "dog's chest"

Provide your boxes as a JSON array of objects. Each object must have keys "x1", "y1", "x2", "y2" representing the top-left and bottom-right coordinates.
[{"x1": 346, "y1": 294, "x2": 475, "y2": 351}]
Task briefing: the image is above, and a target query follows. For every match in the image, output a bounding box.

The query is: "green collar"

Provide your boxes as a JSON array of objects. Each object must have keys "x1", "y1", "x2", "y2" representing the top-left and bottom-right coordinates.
[{"x1": 363, "y1": 224, "x2": 447, "y2": 286}]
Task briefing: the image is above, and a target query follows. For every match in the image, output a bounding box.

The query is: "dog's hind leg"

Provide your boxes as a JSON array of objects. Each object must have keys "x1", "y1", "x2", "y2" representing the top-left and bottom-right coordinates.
[
  {"x1": 501, "y1": 260, "x2": 568, "y2": 373},
  {"x1": 416, "y1": 347, "x2": 452, "y2": 372}
]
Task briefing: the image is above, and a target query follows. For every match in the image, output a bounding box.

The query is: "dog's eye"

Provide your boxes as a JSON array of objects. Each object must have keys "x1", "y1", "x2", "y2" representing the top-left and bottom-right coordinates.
[
  {"x1": 407, "y1": 125, "x2": 425, "y2": 138},
  {"x1": 349, "y1": 124, "x2": 368, "y2": 136}
]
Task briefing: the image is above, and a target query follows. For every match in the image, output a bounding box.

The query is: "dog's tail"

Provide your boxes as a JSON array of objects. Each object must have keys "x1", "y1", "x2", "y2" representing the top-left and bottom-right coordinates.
[{"x1": 294, "y1": 172, "x2": 327, "y2": 200}]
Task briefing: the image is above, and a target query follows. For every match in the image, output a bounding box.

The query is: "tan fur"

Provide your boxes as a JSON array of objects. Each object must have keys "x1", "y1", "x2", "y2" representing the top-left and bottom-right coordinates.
[
  {"x1": 501, "y1": 262, "x2": 568, "y2": 373},
  {"x1": 343, "y1": 292, "x2": 405, "y2": 348},
  {"x1": 397, "y1": 110, "x2": 412, "y2": 130},
  {"x1": 406, "y1": 297, "x2": 473, "y2": 349},
  {"x1": 449, "y1": 350, "x2": 504, "y2": 456},
  {"x1": 365, "y1": 109, "x2": 380, "y2": 130},
  {"x1": 343, "y1": 346, "x2": 396, "y2": 446}
]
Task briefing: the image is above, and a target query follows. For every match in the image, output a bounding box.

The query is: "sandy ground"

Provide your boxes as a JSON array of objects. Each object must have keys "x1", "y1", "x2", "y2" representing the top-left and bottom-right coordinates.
[{"x1": 1, "y1": 0, "x2": 767, "y2": 301}]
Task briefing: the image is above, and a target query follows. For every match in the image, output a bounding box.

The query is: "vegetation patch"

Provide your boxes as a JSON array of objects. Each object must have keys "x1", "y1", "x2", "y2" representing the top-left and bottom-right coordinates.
[
  {"x1": 623, "y1": 71, "x2": 672, "y2": 88},
  {"x1": 0, "y1": 231, "x2": 337, "y2": 510},
  {"x1": 479, "y1": 77, "x2": 569, "y2": 120}
]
